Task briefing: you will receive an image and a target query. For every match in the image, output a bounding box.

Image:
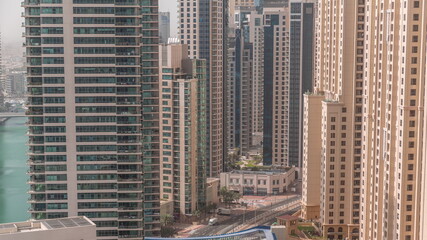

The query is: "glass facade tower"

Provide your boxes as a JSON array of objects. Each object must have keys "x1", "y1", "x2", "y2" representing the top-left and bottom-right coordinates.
[{"x1": 24, "y1": 0, "x2": 160, "y2": 238}]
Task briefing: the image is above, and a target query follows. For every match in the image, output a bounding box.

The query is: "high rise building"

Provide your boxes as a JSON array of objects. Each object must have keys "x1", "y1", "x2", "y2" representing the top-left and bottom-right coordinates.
[
  {"x1": 7, "y1": 71, "x2": 26, "y2": 97},
  {"x1": 227, "y1": 0, "x2": 264, "y2": 152},
  {"x1": 248, "y1": 11, "x2": 265, "y2": 147},
  {"x1": 159, "y1": 42, "x2": 208, "y2": 216},
  {"x1": 421, "y1": 38, "x2": 427, "y2": 240},
  {"x1": 228, "y1": 0, "x2": 257, "y2": 28},
  {"x1": 360, "y1": 1, "x2": 427, "y2": 240},
  {"x1": 259, "y1": 0, "x2": 315, "y2": 167},
  {"x1": 0, "y1": 32, "x2": 5, "y2": 95},
  {"x1": 287, "y1": 0, "x2": 315, "y2": 167},
  {"x1": 302, "y1": 0, "x2": 364, "y2": 239},
  {"x1": 301, "y1": 93, "x2": 322, "y2": 220},
  {"x1": 159, "y1": 12, "x2": 170, "y2": 44},
  {"x1": 262, "y1": 0, "x2": 290, "y2": 166},
  {"x1": 24, "y1": 0, "x2": 160, "y2": 238},
  {"x1": 226, "y1": 7, "x2": 255, "y2": 155},
  {"x1": 178, "y1": 0, "x2": 226, "y2": 177}
]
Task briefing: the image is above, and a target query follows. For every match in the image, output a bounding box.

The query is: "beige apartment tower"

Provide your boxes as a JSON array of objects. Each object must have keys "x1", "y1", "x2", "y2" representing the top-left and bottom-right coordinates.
[
  {"x1": 420, "y1": 30, "x2": 427, "y2": 240},
  {"x1": 301, "y1": 94, "x2": 322, "y2": 220},
  {"x1": 159, "y1": 43, "x2": 208, "y2": 217},
  {"x1": 302, "y1": 0, "x2": 364, "y2": 239},
  {"x1": 304, "y1": 0, "x2": 427, "y2": 240},
  {"x1": 361, "y1": 1, "x2": 427, "y2": 240},
  {"x1": 178, "y1": 0, "x2": 225, "y2": 177}
]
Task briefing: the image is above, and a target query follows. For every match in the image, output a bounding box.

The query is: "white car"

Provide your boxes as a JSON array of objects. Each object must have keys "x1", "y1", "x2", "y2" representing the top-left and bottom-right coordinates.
[{"x1": 208, "y1": 218, "x2": 218, "y2": 226}]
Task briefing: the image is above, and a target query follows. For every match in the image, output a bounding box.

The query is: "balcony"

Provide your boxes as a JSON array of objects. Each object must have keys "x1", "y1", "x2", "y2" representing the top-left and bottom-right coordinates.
[
  {"x1": 28, "y1": 196, "x2": 46, "y2": 202},
  {"x1": 26, "y1": 110, "x2": 43, "y2": 116},
  {"x1": 115, "y1": 0, "x2": 140, "y2": 5},
  {"x1": 21, "y1": 0, "x2": 40, "y2": 6}
]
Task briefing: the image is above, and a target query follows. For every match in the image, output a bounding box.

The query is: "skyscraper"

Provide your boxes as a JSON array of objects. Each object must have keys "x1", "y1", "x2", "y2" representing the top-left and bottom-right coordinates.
[
  {"x1": 360, "y1": 1, "x2": 427, "y2": 240},
  {"x1": 301, "y1": 93, "x2": 322, "y2": 220},
  {"x1": 287, "y1": 0, "x2": 315, "y2": 168},
  {"x1": 421, "y1": 37, "x2": 427, "y2": 240},
  {"x1": 259, "y1": 0, "x2": 315, "y2": 167},
  {"x1": 178, "y1": 0, "x2": 225, "y2": 177},
  {"x1": 226, "y1": 6, "x2": 255, "y2": 155},
  {"x1": 159, "y1": 12, "x2": 170, "y2": 44},
  {"x1": 159, "y1": 42, "x2": 208, "y2": 217},
  {"x1": 262, "y1": 0, "x2": 290, "y2": 166},
  {"x1": 302, "y1": 0, "x2": 364, "y2": 239},
  {"x1": 0, "y1": 32, "x2": 5, "y2": 96},
  {"x1": 24, "y1": 1, "x2": 160, "y2": 238},
  {"x1": 249, "y1": 11, "x2": 265, "y2": 147}
]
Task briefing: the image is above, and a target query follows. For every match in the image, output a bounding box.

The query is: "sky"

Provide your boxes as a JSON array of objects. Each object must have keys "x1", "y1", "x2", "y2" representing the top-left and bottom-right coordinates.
[{"x1": 0, "y1": 0, "x2": 178, "y2": 46}]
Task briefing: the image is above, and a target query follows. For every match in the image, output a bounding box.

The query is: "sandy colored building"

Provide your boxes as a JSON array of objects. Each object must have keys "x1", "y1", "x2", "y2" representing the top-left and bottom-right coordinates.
[
  {"x1": 301, "y1": 93, "x2": 323, "y2": 220},
  {"x1": 178, "y1": 0, "x2": 225, "y2": 178},
  {"x1": 420, "y1": 36, "x2": 427, "y2": 240},
  {"x1": 220, "y1": 168, "x2": 296, "y2": 195},
  {"x1": 159, "y1": 43, "x2": 208, "y2": 217},
  {"x1": 304, "y1": 1, "x2": 427, "y2": 240},
  {"x1": 360, "y1": 1, "x2": 427, "y2": 240},
  {"x1": 262, "y1": 1, "x2": 291, "y2": 166},
  {"x1": 276, "y1": 215, "x2": 299, "y2": 237},
  {"x1": 302, "y1": 0, "x2": 364, "y2": 239},
  {"x1": 206, "y1": 178, "x2": 221, "y2": 206},
  {"x1": 0, "y1": 217, "x2": 96, "y2": 240}
]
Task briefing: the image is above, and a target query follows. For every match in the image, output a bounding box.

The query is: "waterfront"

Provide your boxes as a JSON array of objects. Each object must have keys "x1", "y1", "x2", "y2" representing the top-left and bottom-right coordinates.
[{"x1": 0, "y1": 117, "x2": 28, "y2": 223}]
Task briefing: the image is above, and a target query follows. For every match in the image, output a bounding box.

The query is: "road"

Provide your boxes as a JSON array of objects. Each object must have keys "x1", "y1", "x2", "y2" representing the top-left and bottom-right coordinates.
[{"x1": 190, "y1": 195, "x2": 301, "y2": 237}]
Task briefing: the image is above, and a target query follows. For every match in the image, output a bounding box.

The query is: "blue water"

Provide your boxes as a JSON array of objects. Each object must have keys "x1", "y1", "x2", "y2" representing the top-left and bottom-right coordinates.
[{"x1": 0, "y1": 117, "x2": 29, "y2": 223}]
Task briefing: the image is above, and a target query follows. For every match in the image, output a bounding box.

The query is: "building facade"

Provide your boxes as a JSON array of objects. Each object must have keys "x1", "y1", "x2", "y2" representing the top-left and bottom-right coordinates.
[
  {"x1": 6, "y1": 71, "x2": 26, "y2": 97},
  {"x1": 262, "y1": 1, "x2": 290, "y2": 166},
  {"x1": 159, "y1": 12, "x2": 170, "y2": 44},
  {"x1": 159, "y1": 43, "x2": 208, "y2": 217},
  {"x1": 420, "y1": 32, "x2": 427, "y2": 240},
  {"x1": 24, "y1": 0, "x2": 160, "y2": 238},
  {"x1": 249, "y1": 11, "x2": 265, "y2": 146},
  {"x1": 226, "y1": 7, "x2": 255, "y2": 155},
  {"x1": 301, "y1": 93, "x2": 322, "y2": 220},
  {"x1": 360, "y1": 1, "x2": 427, "y2": 240},
  {"x1": 0, "y1": 32, "x2": 5, "y2": 96},
  {"x1": 261, "y1": 0, "x2": 316, "y2": 168},
  {"x1": 302, "y1": 0, "x2": 364, "y2": 239},
  {"x1": 220, "y1": 168, "x2": 296, "y2": 196},
  {"x1": 287, "y1": 0, "x2": 315, "y2": 168},
  {"x1": 178, "y1": 0, "x2": 226, "y2": 177}
]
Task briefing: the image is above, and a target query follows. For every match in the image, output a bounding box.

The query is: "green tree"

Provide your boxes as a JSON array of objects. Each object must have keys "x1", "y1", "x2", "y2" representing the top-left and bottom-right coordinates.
[
  {"x1": 226, "y1": 148, "x2": 241, "y2": 171},
  {"x1": 160, "y1": 227, "x2": 176, "y2": 238},
  {"x1": 160, "y1": 214, "x2": 176, "y2": 237},
  {"x1": 219, "y1": 187, "x2": 241, "y2": 207},
  {"x1": 160, "y1": 214, "x2": 174, "y2": 226}
]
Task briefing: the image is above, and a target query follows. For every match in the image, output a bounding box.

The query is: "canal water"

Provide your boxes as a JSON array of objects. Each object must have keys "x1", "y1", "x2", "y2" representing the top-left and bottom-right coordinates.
[{"x1": 0, "y1": 117, "x2": 29, "y2": 223}]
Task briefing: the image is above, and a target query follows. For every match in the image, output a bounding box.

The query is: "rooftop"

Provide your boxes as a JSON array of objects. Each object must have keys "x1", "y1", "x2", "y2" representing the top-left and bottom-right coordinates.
[
  {"x1": 0, "y1": 217, "x2": 95, "y2": 235},
  {"x1": 227, "y1": 167, "x2": 294, "y2": 175}
]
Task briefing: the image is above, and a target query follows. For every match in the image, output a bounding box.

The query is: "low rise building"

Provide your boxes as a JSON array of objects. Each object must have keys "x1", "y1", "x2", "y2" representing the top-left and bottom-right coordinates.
[
  {"x1": 220, "y1": 168, "x2": 297, "y2": 195},
  {"x1": 206, "y1": 178, "x2": 221, "y2": 206},
  {"x1": 276, "y1": 215, "x2": 299, "y2": 237},
  {"x1": 0, "y1": 217, "x2": 96, "y2": 240}
]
